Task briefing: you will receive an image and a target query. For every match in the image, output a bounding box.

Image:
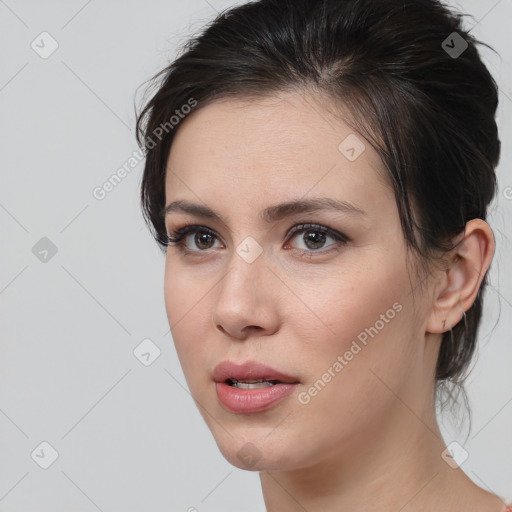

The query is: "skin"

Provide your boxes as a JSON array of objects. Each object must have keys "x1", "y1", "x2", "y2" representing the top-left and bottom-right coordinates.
[{"x1": 163, "y1": 90, "x2": 501, "y2": 511}]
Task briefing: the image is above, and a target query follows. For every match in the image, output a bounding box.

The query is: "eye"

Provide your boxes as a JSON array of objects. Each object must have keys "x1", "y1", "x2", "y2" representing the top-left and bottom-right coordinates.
[
  {"x1": 285, "y1": 223, "x2": 348, "y2": 253},
  {"x1": 167, "y1": 225, "x2": 222, "y2": 253}
]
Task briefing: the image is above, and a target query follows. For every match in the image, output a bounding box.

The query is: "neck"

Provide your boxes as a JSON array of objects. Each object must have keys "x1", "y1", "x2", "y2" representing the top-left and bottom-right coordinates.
[{"x1": 258, "y1": 397, "x2": 497, "y2": 511}]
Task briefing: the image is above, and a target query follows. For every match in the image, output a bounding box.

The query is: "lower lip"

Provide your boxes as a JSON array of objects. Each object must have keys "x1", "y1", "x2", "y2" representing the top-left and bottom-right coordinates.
[{"x1": 215, "y1": 381, "x2": 298, "y2": 413}]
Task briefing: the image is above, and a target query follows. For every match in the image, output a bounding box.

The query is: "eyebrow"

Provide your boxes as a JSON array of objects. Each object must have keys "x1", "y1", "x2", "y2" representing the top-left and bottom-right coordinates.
[{"x1": 164, "y1": 198, "x2": 366, "y2": 224}]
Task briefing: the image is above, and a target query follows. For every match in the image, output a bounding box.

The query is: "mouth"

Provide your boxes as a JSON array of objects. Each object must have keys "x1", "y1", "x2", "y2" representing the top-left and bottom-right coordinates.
[
  {"x1": 212, "y1": 360, "x2": 300, "y2": 413},
  {"x1": 212, "y1": 360, "x2": 300, "y2": 386}
]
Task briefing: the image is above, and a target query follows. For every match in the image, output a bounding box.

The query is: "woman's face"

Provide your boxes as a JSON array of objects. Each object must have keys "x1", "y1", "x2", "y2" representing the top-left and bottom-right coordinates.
[{"x1": 163, "y1": 91, "x2": 438, "y2": 471}]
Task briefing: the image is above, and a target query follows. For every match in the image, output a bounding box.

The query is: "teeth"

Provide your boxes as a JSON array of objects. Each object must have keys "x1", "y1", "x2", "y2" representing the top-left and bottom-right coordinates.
[
  {"x1": 235, "y1": 382, "x2": 274, "y2": 389},
  {"x1": 229, "y1": 379, "x2": 279, "y2": 389}
]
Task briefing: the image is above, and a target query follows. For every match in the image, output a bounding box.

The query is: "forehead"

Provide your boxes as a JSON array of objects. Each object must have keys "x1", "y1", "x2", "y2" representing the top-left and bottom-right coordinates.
[{"x1": 165, "y1": 91, "x2": 392, "y2": 217}]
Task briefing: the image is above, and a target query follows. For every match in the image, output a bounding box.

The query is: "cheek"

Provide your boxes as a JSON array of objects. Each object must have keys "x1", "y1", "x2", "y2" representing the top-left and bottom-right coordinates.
[
  {"x1": 292, "y1": 252, "x2": 410, "y2": 352},
  {"x1": 163, "y1": 263, "x2": 183, "y2": 334},
  {"x1": 163, "y1": 254, "x2": 213, "y2": 327},
  {"x1": 293, "y1": 252, "x2": 418, "y2": 403},
  {"x1": 163, "y1": 260, "x2": 207, "y2": 366}
]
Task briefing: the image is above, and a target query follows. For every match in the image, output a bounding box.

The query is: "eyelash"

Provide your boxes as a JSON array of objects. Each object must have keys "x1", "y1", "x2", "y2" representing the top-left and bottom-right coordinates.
[{"x1": 166, "y1": 223, "x2": 349, "y2": 257}]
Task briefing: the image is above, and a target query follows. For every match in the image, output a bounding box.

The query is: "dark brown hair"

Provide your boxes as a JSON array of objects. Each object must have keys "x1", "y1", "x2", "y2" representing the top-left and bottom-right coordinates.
[{"x1": 135, "y1": 0, "x2": 500, "y2": 405}]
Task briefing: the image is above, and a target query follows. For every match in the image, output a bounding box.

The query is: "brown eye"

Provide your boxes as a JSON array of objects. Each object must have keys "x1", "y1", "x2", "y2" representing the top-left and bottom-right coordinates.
[
  {"x1": 194, "y1": 231, "x2": 216, "y2": 250},
  {"x1": 286, "y1": 223, "x2": 348, "y2": 252},
  {"x1": 301, "y1": 230, "x2": 328, "y2": 250},
  {"x1": 167, "y1": 225, "x2": 222, "y2": 252}
]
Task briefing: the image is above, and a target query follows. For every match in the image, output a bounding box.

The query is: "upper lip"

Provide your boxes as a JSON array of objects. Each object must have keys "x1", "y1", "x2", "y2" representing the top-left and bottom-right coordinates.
[{"x1": 213, "y1": 360, "x2": 300, "y2": 384}]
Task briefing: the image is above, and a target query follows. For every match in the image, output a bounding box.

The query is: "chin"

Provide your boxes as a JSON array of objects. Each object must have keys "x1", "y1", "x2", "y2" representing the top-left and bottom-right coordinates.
[{"x1": 211, "y1": 429, "x2": 302, "y2": 472}]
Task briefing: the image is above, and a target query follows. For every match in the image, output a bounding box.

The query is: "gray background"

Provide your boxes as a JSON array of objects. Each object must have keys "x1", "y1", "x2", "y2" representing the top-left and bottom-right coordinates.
[{"x1": 0, "y1": 0, "x2": 511, "y2": 511}]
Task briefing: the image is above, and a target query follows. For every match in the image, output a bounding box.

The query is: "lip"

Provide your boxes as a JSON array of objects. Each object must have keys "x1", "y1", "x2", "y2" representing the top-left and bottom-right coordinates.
[
  {"x1": 213, "y1": 360, "x2": 300, "y2": 414},
  {"x1": 212, "y1": 360, "x2": 300, "y2": 384}
]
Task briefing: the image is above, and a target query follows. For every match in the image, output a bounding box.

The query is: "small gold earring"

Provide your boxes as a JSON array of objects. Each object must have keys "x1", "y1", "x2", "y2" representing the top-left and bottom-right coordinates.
[{"x1": 442, "y1": 319, "x2": 446, "y2": 330}]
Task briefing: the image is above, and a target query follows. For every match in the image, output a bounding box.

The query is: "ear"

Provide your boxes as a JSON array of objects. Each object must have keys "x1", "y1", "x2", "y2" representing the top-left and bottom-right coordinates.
[{"x1": 426, "y1": 219, "x2": 495, "y2": 334}]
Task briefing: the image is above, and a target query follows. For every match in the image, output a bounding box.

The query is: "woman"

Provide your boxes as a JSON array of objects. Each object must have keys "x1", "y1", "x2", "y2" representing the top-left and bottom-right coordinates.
[{"x1": 136, "y1": 0, "x2": 510, "y2": 510}]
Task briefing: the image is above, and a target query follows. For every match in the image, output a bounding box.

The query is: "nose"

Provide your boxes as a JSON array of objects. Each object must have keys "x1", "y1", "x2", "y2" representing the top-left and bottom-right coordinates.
[{"x1": 211, "y1": 247, "x2": 280, "y2": 341}]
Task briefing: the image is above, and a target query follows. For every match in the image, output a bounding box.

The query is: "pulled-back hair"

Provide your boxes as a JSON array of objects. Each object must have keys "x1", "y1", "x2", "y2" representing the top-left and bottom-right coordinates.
[{"x1": 135, "y1": 0, "x2": 500, "y2": 406}]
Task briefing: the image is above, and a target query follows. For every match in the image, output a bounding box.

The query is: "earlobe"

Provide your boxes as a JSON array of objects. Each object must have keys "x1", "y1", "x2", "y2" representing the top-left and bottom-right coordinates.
[{"x1": 426, "y1": 219, "x2": 495, "y2": 335}]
